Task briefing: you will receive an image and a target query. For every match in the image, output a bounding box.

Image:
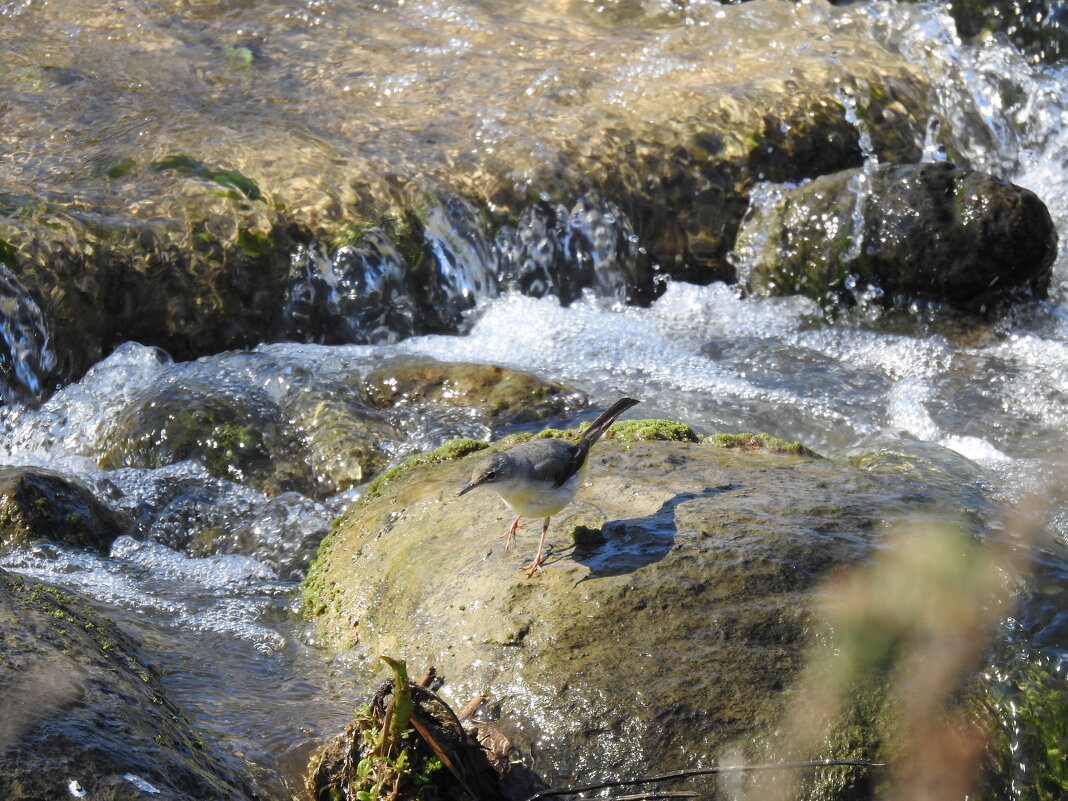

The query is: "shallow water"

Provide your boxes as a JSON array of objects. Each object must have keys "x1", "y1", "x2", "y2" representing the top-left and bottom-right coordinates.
[{"x1": 1, "y1": 0, "x2": 1067, "y2": 794}]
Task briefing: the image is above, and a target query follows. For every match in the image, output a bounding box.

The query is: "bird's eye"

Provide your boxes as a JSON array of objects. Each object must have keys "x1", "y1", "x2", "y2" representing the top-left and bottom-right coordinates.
[{"x1": 484, "y1": 470, "x2": 497, "y2": 481}]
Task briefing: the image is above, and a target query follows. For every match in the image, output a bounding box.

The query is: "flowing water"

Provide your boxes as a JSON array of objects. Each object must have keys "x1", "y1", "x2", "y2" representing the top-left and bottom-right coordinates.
[{"x1": 1, "y1": 0, "x2": 1066, "y2": 795}]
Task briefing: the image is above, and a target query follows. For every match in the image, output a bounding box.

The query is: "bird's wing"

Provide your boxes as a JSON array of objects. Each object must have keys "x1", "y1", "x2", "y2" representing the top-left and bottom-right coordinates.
[{"x1": 528, "y1": 439, "x2": 589, "y2": 489}]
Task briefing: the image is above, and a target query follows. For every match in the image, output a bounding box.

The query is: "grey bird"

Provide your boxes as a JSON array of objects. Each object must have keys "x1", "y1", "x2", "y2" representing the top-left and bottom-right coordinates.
[{"x1": 458, "y1": 398, "x2": 640, "y2": 576}]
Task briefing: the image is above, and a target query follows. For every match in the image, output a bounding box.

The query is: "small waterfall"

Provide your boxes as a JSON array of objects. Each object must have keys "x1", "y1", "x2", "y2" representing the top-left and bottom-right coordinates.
[
  {"x1": 496, "y1": 194, "x2": 633, "y2": 305},
  {"x1": 0, "y1": 262, "x2": 56, "y2": 404},
  {"x1": 837, "y1": 82, "x2": 880, "y2": 264},
  {"x1": 283, "y1": 233, "x2": 417, "y2": 345},
  {"x1": 415, "y1": 194, "x2": 500, "y2": 329}
]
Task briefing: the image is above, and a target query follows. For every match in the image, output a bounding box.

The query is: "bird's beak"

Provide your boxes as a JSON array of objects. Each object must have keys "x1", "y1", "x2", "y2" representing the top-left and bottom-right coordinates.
[{"x1": 458, "y1": 482, "x2": 476, "y2": 497}]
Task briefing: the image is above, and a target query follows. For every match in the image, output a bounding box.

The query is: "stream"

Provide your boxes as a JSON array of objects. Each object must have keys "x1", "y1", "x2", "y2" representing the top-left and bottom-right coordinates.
[{"x1": 1, "y1": 0, "x2": 1066, "y2": 797}]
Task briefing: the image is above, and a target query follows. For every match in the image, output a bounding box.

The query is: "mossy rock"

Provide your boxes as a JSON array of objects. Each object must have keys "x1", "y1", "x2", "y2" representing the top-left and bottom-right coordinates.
[
  {"x1": 737, "y1": 162, "x2": 1056, "y2": 312},
  {"x1": 969, "y1": 646, "x2": 1068, "y2": 799},
  {"x1": 303, "y1": 424, "x2": 998, "y2": 789},
  {"x1": 96, "y1": 380, "x2": 306, "y2": 493},
  {"x1": 0, "y1": 568, "x2": 285, "y2": 800},
  {"x1": 0, "y1": 467, "x2": 132, "y2": 551},
  {"x1": 706, "y1": 431, "x2": 818, "y2": 456}
]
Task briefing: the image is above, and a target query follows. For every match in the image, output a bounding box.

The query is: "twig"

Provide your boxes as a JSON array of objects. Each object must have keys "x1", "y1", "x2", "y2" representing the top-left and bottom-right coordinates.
[
  {"x1": 458, "y1": 694, "x2": 488, "y2": 721},
  {"x1": 410, "y1": 711, "x2": 479, "y2": 801},
  {"x1": 525, "y1": 760, "x2": 883, "y2": 800},
  {"x1": 418, "y1": 665, "x2": 437, "y2": 688}
]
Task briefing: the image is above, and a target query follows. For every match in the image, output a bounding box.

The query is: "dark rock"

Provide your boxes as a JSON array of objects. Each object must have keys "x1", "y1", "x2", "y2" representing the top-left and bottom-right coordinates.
[
  {"x1": 0, "y1": 568, "x2": 284, "y2": 800},
  {"x1": 736, "y1": 162, "x2": 1057, "y2": 312},
  {"x1": 0, "y1": 467, "x2": 132, "y2": 551},
  {"x1": 936, "y1": 0, "x2": 1066, "y2": 64},
  {"x1": 0, "y1": 177, "x2": 292, "y2": 387}
]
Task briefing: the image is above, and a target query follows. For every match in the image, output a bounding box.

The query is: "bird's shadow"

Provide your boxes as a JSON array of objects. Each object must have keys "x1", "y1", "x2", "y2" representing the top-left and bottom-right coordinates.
[{"x1": 553, "y1": 486, "x2": 738, "y2": 580}]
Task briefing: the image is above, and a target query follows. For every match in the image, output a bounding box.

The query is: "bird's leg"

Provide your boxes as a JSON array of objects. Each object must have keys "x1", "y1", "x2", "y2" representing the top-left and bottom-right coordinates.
[
  {"x1": 522, "y1": 518, "x2": 551, "y2": 578},
  {"x1": 500, "y1": 515, "x2": 523, "y2": 552}
]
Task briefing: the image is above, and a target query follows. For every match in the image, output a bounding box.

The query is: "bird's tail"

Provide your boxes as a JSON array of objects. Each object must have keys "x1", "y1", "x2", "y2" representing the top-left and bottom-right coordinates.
[{"x1": 580, "y1": 397, "x2": 640, "y2": 445}]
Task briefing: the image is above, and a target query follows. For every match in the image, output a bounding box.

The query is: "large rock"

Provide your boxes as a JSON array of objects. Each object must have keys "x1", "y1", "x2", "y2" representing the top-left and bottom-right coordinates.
[
  {"x1": 735, "y1": 162, "x2": 1057, "y2": 311},
  {"x1": 0, "y1": 568, "x2": 284, "y2": 800},
  {"x1": 0, "y1": 466, "x2": 132, "y2": 551},
  {"x1": 0, "y1": 1, "x2": 938, "y2": 391},
  {"x1": 303, "y1": 424, "x2": 995, "y2": 791}
]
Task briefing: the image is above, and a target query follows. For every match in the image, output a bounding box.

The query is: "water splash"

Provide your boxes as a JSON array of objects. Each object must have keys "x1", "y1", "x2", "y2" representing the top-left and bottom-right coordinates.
[{"x1": 921, "y1": 115, "x2": 949, "y2": 162}]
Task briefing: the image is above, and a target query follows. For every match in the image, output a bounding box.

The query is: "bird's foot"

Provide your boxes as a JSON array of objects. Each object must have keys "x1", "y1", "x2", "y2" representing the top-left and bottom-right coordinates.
[
  {"x1": 499, "y1": 516, "x2": 523, "y2": 552},
  {"x1": 521, "y1": 554, "x2": 546, "y2": 578}
]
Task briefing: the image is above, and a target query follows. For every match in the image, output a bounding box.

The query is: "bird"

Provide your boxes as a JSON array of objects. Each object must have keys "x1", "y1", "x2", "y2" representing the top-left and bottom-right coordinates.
[{"x1": 458, "y1": 397, "x2": 640, "y2": 577}]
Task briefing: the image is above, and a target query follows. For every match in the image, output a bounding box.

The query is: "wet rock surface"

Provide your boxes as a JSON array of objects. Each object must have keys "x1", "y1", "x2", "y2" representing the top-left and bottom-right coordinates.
[
  {"x1": 927, "y1": 0, "x2": 1067, "y2": 63},
  {"x1": 736, "y1": 161, "x2": 1057, "y2": 311},
  {"x1": 304, "y1": 426, "x2": 997, "y2": 788},
  {"x1": 363, "y1": 357, "x2": 586, "y2": 424},
  {"x1": 0, "y1": 568, "x2": 285, "y2": 801},
  {"x1": 0, "y1": 466, "x2": 132, "y2": 551},
  {"x1": 0, "y1": 0, "x2": 940, "y2": 390}
]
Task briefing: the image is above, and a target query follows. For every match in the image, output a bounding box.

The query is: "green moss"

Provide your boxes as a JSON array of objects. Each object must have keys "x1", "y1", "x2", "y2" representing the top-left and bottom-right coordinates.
[
  {"x1": 203, "y1": 421, "x2": 262, "y2": 478},
  {"x1": 705, "y1": 432, "x2": 818, "y2": 456},
  {"x1": 211, "y1": 169, "x2": 262, "y2": 201},
  {"x1": 362, "y1": 437, "x2": 488, "y2": 502},
  {"x1": 971, "y1": 650, "x2": 1068, "y2": 800},
  {"x1": 103, "y1": 158, "x2": 136, "y2": 180},
  {"x1": 236, "y1": 229, "x2": 273, "y2": 258},
  {"x1": 605, "y1": 419, "x2": 698, "y2": 442},
  {"x1": 328, "y1": 220, "x2": 376, "y2": 251},
  {"x1": 150, "y1": 154, "x2": 263, "y2": 201},
  {"x1": 224, "y1": 44, "x2": 254, "y2": 70},
  {"x1": 382, "y1": 210, "x2": 423, "y2": 269},
  {"x1": 494, "y1": 428, "x2": 569, "y2": 449}
]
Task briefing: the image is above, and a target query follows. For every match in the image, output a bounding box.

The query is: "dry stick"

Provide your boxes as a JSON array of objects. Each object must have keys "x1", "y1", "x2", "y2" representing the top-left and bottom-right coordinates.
[
  {"x1": 409, "y1": 712, "x2": 480, "y2": 801},
  {"x1": 605, "y1": 793, "x2": 699, "y2": 801},
  {"x1": 525, "y1": 760, "x2": 884, "y2": 801}
]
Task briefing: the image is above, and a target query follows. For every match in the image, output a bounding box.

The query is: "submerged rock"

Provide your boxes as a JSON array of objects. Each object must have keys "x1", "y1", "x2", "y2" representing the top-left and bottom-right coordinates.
[
  {"x1": 96, "y1": 379, "x2": 307, "y2": 494},
  {"x1": 0, "y1": 466, "x2": 132, "y2": 551},
  {"x1": 303, "y1": 422, "x2": 996, "y2": 790},
  {"x1": 0, "y1": 568, "x2": 284, "y2": 801},
  {"x1": 282, "y1": 390, "x2": 399, "y2": 499},
  {"x1": 363, "y1": 357, "x2": 585, "y2": 424},
  {"x1": 736, "y1": 162, "x2": 1057, "y2": 311}
]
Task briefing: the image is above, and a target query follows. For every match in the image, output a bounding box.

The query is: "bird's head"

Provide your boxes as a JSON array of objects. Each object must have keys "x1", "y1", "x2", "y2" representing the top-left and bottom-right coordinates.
[{"x1": 458, "y1": 452, "x2": 514, "y2": 496}]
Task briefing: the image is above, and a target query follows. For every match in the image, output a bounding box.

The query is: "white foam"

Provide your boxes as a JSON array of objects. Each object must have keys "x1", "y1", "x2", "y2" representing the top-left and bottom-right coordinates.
[
  {"x1": 939, "y1": 435, "x2": 1012, "y2": 465},
  {"x1": 886, "y1": 377, "x2": 941, "y2": 441}
]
